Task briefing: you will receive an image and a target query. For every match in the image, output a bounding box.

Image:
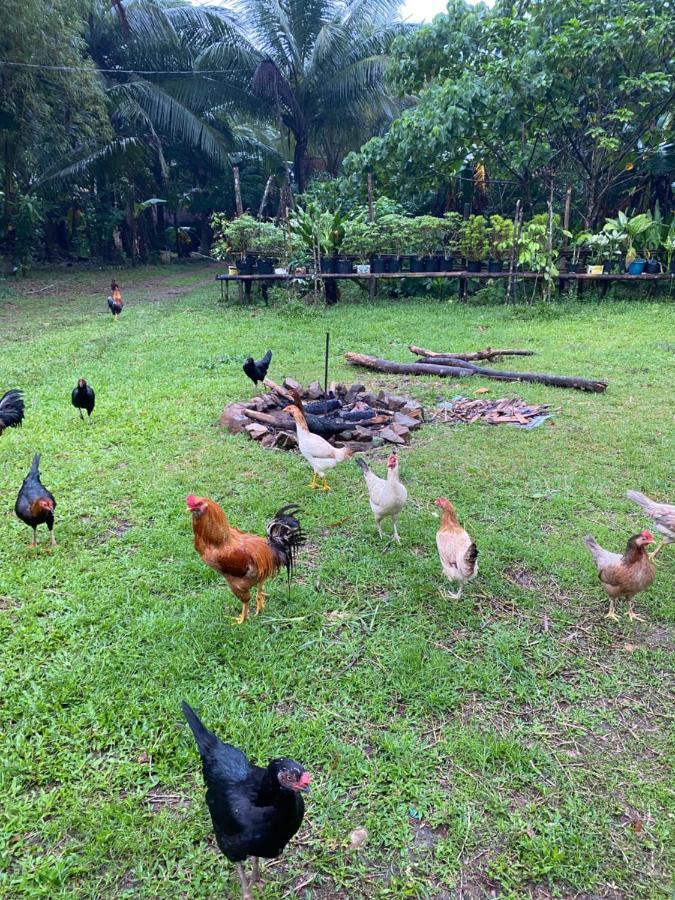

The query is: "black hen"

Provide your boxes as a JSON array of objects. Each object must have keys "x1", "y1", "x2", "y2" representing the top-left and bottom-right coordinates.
[
  {"x1": 0, "y1": 389, "x2": 25, "y2": 435},
  {"x1": 71, "y1": 379, "x2": 95, "y2": 420},
  {"x1": 182, "y1": 701, "x2": 309, "y2": 900},
  {"x1": 243, "y1": 349, "x2": 272, "y2": 386},
  {"x1": 15, "y1": 454, "x2": 57, "y2": 548}
]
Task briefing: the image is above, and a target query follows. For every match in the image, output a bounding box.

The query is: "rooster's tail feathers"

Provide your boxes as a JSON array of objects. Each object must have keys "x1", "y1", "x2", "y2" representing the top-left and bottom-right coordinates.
[
  {"x1": 267, "y1": 504, "x2": 305, "y2": 582},
  {"x1": 0, "y1": 389, "x2": 25, "y2": 430},
  {"x1": 181, "y1": 701, "x2": 217, "y2": 754},
  {"x1": 355, "y1": 457, "x2": 370, "y2": 475},
  {"x1": 29, "y1": 453, "x2": 41, "y2": 476}
]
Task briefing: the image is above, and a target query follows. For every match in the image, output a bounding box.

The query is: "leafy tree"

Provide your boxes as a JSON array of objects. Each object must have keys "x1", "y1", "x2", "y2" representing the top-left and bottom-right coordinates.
[
  {"x1": 346, "y1": 0, "x2": 674, "y2": 224},
  {"x1": 197, "y1": 0, "x2": 407, "y2": 192},
  {"x1": 0, "y1": 0, "x2": 108, "y2": 256}
]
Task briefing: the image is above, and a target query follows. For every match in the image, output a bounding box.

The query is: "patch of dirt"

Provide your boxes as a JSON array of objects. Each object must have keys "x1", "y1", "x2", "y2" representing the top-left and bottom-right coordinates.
[
  {"x1": 0, "y1": 596, "x2": 20, "y2": 610},
  {"x1": 96, "y1": 517, "x2": 133, "y2": 543},
  {"x1": 411, "y1": 819, "x2": 448, "y2": 851},
  {"x1": 144, "y1": 787, "x2": 191, "y2": 813},
  {"x1": 504, "y1": 566, "x2": 538, "y2": 589}
]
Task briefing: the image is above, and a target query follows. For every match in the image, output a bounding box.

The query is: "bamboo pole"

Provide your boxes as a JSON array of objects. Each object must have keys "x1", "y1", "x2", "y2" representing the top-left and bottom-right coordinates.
[{"x1": 258, "y1": 175, "x2": 274, "y2": 220}]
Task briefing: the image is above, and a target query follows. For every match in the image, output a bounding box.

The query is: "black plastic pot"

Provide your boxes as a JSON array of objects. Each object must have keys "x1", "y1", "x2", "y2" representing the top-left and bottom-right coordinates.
[
  {"x1": 644, "y1": 258, "x2": 661, "y2": 275},
  {"x1": 602, "y1": 259, "x2": 621, "y2": 274},
  {"x1": 336, "y1": 257, "x2": 353, "y2": 275},
  {"x1": 442, "y1": 257, "x2": 457, "y2": 272},
  {"x1": 256, "y1": 257, "x2": 275, "y2": 275},
  {"x1": 487, "y1": 259, "x2": 503, "y2": 273},
  {"x1": 320, "y1": 256, "x2": 337, "y2": 274},
  {"x1": 370, "y1": 256, "x2": 387, "y2": 274},
  {"x1": 408, "y1": 255, "x2": 425, "y2": 273},
  {"x1": 387, "y1": 256, "x2": 401, "y2": 273},
  {"x1": 567, "y1": 262, "x2": 584, "y2": 274},
  {"x1": 422, "y1": 255, "x2": 440, "y2": 273},
  {"x1": 466, "y1": 260, "x2": 482, "y2": 273},
  {"x1": 671, "y1": 258, "x2": 675, "y2": 274},
  {"x1": 236, "y1": 258, "x2": 252, "y2": 275}
]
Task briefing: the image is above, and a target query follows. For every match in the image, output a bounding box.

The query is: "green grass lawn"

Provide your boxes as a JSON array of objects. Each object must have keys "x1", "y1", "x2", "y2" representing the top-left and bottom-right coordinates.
[{"x1": 1, "y1": 268, "x2": 673, "y2": 899}]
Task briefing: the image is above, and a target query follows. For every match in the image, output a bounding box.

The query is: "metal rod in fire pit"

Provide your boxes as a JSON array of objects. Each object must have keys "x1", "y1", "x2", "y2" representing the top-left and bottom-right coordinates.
[{"x1": 324, "y1": 331, "x2": 330, "y2": 414}]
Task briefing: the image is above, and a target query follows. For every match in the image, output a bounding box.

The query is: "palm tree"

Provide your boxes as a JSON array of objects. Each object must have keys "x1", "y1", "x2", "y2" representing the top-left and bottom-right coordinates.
[
  {"x1": 196, "y1": 0, "x2": 407, "y2": 192},
  {"x1": 42, "y1": 0, "x2": 273, "y2": 187}
]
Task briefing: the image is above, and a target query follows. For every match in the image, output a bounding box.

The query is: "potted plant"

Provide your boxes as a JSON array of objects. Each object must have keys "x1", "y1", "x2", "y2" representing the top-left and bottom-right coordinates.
[
  {"x1": 642, "y1": 207, "x2": 664, "y2": 274},
  {"x1": 599, "y1": 224, "x2": 626, "y2": 273},
  {"x1": 605, "y1": 211, "x2": 651, "y2": 273},
  {"x1": 250, "y1": 222, "x2": 285, "y2": 274},
  {"x1": 661, "y1": 219, "x2": 675, "y2": 274},
  {"x1": 439, "y1": 212, "x2": 462, "y2": 270},
  {"x1": 487, "y1": 215, "x2": 514, "y2": 272},
  {"x1": 517, "y1": 218, "x2": 559, "y2": 283},
  {"x1": 459, "y1": 215, "x2": 489, "y2": 272}
]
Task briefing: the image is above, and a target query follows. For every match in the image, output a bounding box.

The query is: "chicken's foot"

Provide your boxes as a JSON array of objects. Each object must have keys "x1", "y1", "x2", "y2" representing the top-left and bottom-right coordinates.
[
  {"x1": 321, "y1": 476, "x2": 330, "y2": 492},
  {"x1": 648, "y1": 540, "x2": 666, "y2": 560},
  {"x1": 440, "y1": 586, "x2": 463, "y2": 600},
  {"x1": 233, "y1": 601, "x2": 249, "y2": 625},
  {"x1": 49, "y1": 531, "x2": 56, "y2": 547},
  {"x1": 254, "y1": 588, "x2": 265, "y2": 616},
  {"x1": 604, "y1": 599, "x2": 620, "y2": 621},
  {"x1": 235, "y1": 863, "x2": 253, "y2": 900},
  {"x1": 626, "y1": 601, "x2": 645, "y2": 622},
  {"x1": 78, "y1": 409, "x2": 84, "y2": 421},
  {"x1": 29, "y1": 528, "x2": 37, "y2": 549},
  {"x1": 309, "y1": 473, "x2": 319, "y2": 490},
  {"x1": 392, "y1": 519, "x2": 401, "y2": 544}
]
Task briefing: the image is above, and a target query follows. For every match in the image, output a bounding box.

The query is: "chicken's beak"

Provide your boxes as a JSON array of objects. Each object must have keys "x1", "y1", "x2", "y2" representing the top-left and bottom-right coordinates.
[{"x1": 297, "y1": 772, "x2": 311, "y2": 793}]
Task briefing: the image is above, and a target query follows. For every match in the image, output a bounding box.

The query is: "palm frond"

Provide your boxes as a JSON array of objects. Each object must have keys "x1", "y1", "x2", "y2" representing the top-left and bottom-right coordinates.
[{"x1": 36, "y1": 138, "x2": 143, "y2": 185}]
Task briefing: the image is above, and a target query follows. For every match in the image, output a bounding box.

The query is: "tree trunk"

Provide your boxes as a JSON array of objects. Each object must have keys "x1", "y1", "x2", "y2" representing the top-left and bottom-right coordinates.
[
  {"x1": 293, "y1": 132, "x2": 308, "y2": 194},
  {"x1": 233, "y1": 166, "x2": 243, "y2": 217},
  {"x1": 345, "y1": 353, "x2": 608, "y2": 392},
  {"x1": 409, "y1": 345, "x2": 535, "y2": 361}
]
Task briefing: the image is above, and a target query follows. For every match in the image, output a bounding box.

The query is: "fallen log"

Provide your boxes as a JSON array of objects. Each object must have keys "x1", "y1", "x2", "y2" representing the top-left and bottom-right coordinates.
[
  {"x1": 409, "y1": 344, "x2": 535, "y2": 361},
  {"x1": 345, "y1": 353, "x2": 608, "y2": 393},
  {"x1": 345, "y1": 353, "x2": 474, "y2": 378}
]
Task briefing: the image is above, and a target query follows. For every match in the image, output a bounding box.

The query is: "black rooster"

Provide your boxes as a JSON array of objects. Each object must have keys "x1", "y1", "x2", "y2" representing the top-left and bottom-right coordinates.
[
  {"x1": 243, "y1": 349, "x2": 272, "y2": 386},
  {"x1": 0, "y1": 389, "x2": 25, "y2": 436},
  {"x1": 182, "y1": 701, "x2": 309, "y2": 900},
  {"x1": 71, "y1": 379, "x2": 95, "y2": 420},
  {"x1": 15, "y1": 454, "x2": 57, "y2": 548}
]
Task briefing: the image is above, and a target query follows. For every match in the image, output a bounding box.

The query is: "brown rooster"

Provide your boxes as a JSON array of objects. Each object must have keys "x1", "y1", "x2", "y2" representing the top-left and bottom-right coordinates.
[
  {"x1": 108, "y1": 280, "x2": 124, "y2": 319},
  {"x1": 187, "y1": 496, "x2": 304, "y2": 624},
  {"x1": 583, "y1": 530, "x2": 655, "y2": 621}
]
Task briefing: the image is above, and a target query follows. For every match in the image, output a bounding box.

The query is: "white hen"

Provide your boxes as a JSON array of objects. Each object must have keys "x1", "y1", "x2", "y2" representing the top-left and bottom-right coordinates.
[
  {"x1": 355, "y1": 452, "x2": 408, "y2": 542},
  {"x1": 285, "y1": 405, "x2": 352, "y2": 491},
  {"x1": 626, "y1": 490, "x2": 675, "y2": 559}
]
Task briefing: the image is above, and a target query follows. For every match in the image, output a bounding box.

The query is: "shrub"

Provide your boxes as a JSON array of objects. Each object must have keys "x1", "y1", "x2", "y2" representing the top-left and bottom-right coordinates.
[{"x1": 459, "y1": 215, "x2": 489, "y2": 261}]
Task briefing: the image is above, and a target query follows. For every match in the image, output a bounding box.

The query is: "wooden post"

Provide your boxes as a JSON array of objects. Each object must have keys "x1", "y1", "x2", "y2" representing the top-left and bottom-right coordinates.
[
  {"x1": 258, "y1": 175, "x2": 274, "y2": 220},
  {"x1": 506, "y1": 199, "x2": 522, "y2": 305},
  {"x1": 367, "y1": 172, "x2": 374, "y2": 223},
  {"x1": 562, "y1": 183, "x2": 572, "y2": 248},
  {"x1": 233, "y1": 166, "x2": 243, "y2": 217},
  {"x1": 324, "y1": 332, "x2": 330, "y2": 414},
  {"x1": 545, "y1": 181, "x2": 554, "y2": 303}
]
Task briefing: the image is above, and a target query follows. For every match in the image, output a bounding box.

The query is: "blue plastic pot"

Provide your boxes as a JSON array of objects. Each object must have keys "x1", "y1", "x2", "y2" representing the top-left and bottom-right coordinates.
[{"x1": 626, "y1": 259, "x2": 646, "y2": 275}]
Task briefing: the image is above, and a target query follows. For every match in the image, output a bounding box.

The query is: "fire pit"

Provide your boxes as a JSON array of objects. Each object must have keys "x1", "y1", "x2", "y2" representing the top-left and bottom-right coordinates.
[{"x1": 220, "y1": 378, "x2": 425, "y2": 451}]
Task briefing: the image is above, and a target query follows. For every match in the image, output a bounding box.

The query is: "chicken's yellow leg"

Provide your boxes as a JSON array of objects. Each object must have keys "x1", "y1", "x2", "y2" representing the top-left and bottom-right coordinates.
[
  {"x1": 649, "y1": 540, "x2": 666, "y2": 560},
  {"x1": 255, "y1": 586, "x2": 266, "y2": 615},
  {"x1": 321, "y1": 476, "x2": 330, "y2": 492},
  {"x1": 605, "y1": 598, "x2": 620, "y2": 621},
  {"x1": 309, "y1": 472, "x2": 318, "y2": 490},
  {"x1": 233, "y1": 601, "x2": 249, "y2": 625},
  {"x1": 626, "y1": 599, "x2": 645, "y2": 622}
]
